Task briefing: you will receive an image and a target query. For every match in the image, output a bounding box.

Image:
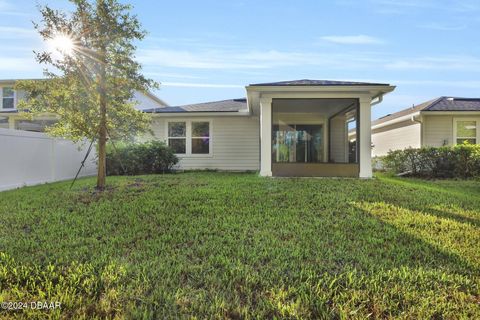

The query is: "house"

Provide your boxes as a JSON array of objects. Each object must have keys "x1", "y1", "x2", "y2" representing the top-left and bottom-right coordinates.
[
  {"x1": 0, "y1": 79, "x2": 168, "y2": 132},
  {"x1": 370, "y1": 97, "x2": 480, "y2": 157},
  {"x1": 144, "y1": 80, "x2": 395, "y2": 178},
  {"x1": 2, "y1": 78, "x2": 396, "y2": 178}
]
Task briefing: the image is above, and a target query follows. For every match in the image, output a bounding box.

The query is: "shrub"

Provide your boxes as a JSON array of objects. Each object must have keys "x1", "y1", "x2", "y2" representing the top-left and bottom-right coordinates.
[
  {"x1": 106, "y1": 140, "x2": 178, "y2": 176},
  {"x1": 381, "y1": 143, "x2": 480, "y2": 178}
]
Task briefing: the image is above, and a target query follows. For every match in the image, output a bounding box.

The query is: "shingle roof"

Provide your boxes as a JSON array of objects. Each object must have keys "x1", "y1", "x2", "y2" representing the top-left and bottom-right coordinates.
[
  {"x1": 143, "y1": 98, "x2": 247, "y2": 113},
  {"x1": 425, "y1": 97, "x2": 480, "y2": 111},
  {"x1": 249, "y1": 79, "x2": 390, "y2": 86},
  {"x1": 372, "y1": 97, "x2": 480, "y2": 126}
]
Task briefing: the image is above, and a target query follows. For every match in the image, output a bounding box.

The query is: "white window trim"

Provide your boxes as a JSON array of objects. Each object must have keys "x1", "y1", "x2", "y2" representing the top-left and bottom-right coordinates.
[
  {"x1": 165, "y1": 119, "x2": 213, "y2": 157},
  {"x1": 0, "y1": 86, "x2": 16, "y2": 110},
  {"x1": 453, "y1": 117, "x2": 480, "y2": 145}
]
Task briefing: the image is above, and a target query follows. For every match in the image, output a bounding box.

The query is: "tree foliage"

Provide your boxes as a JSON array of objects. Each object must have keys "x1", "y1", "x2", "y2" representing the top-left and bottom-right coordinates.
[{"x1": 16, "y1": 0, "x2": 157, "y2": 142}]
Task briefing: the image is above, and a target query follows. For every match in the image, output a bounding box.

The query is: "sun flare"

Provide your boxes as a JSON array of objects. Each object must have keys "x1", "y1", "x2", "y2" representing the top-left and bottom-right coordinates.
[{"x1": 49, "y1": 34, "x2": 74, "y2": 55}]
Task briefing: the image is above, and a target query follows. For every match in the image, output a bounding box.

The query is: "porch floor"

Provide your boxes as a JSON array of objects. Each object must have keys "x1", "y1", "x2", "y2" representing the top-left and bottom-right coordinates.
[{"x1": 272, "y1": 163, "x2": 359, "y2": 177}]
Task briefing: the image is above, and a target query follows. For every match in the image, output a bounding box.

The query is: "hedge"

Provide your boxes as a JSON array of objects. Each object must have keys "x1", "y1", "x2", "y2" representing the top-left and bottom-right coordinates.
[
  {"x1": 380, "y1": 143, "x2": 480, "y2": 178},
  {"x1": 106, "y1": 140, "x2": 178, "y2": 176}
]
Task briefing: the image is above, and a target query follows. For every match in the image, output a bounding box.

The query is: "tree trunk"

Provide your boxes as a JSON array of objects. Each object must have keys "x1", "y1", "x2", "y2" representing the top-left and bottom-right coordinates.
[
  {"x1": 97, "y1": 110, "x2": 107, "y2": 190},
  {"x1": 97, "y1": 49, "x2": 107, "y2": 190}
]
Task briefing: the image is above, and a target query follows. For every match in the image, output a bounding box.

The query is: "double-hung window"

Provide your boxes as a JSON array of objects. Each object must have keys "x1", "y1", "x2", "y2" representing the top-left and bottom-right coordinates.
[
  {"x1": 168, "y1": 122, "x2": 187, "y2": 154},
  {"x1": 1, "y1": 87, "x2": 15, "y2": 109},
  {"x1": 167, "y1": 120, "x2": 211, "y2": 155},
  {"x1": 454, "y1": 119, "x2": 478, "y2": 145}
]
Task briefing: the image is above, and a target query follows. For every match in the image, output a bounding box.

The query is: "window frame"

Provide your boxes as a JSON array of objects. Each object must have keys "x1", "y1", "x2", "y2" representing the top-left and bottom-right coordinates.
[
  {"x1": 453, "y1": 118, "x2": 479, "y2": 145},
  {"x1": 167, "y1": 121, "x2": 187, "y2": 155},
  {"x1": 0, "y1": 86, "x2": 16, "y2": 110},
  {"x1": 165, "y1": 119, "x2": 213, "y2": 157}
]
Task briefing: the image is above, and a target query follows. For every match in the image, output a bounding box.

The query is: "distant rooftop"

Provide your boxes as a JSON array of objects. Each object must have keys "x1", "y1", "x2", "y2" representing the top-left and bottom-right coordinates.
[
  {"x1": 249, "y1": 79, "x2": 390, "y2": 86},
  {"x1": 143, "y1": 98, "x2": 247, "y2": 113},
  {"x1": 373, "y1": 97, "x2": 480, "y2": 126}
]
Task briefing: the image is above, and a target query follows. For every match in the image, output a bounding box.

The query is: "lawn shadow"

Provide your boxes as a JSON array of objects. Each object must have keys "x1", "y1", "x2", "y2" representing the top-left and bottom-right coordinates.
[
  {"x1": 321, "y1": 202, "x2": 479, "y2": 277},
  {"x1": 365, "y1": 176, "x2": 480, "y2": 228},
  {"x1": 378, "y1": 175, "x2": 480, "y2": 205}
]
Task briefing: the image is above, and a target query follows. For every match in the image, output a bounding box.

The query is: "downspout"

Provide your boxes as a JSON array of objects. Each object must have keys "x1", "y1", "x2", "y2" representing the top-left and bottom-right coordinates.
[
  {"x1": 371, "y1": 93, "x2": 383, "y2": 106},
  {"x1": 411, "y1": 114, "x2": 423, "y2": 146}
]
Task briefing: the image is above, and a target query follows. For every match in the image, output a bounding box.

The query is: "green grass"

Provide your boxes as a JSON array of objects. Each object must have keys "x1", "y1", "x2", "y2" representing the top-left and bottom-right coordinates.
[{"x1": 0, "y1": 173, "x2": 479, "y2": 319}]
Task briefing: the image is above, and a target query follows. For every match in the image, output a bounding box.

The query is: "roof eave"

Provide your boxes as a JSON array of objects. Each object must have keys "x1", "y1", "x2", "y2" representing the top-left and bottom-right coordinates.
[
  {"x1": 149, "y1": 111, "x2": 251, "y2": 117},
  {"x1": 246, "y1": 84, "x2": 395, "y2": 93},
  {"x1": 372, "y1": 111, "x2": 420, "y2": 130},
  {"x1": 420, "y1": 110, "x2": 480, "y2": 115}
]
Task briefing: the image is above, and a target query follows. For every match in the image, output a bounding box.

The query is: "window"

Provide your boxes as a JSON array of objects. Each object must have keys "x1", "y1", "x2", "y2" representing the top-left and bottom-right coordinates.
[
  {"x1": 192, "y1": 121, "x2": 210, "y2": 154},
  {"x1": 167, "y1": 120, "x2": 211, "y2": 155},
  {"x1": 455, "y1": 120, "x2": 477, "y2": 145},
  {"x1": 168, "y1": 122, "x2": 186, "y2": 154},
  {"x1": 2, "y1": 87, "x2": 14, "y2": 109}
]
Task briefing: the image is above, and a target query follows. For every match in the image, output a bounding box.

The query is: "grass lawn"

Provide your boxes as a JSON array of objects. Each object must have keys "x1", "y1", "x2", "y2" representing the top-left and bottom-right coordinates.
[{"x1": 0, "y1": 173, "x2": 479, "y2": 319}]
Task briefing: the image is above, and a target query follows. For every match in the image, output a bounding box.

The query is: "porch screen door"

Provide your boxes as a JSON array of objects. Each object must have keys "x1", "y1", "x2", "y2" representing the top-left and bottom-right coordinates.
[{"x1": 273, "y1": 124, "x2": 324, "y2": 163}]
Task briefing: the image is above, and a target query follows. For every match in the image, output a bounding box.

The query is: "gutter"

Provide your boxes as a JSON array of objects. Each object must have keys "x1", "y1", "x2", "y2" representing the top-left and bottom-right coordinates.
[
  {"x1": 149, "y1": 111, "x2": 252, "y2": 117},
  {"x1": 371, "y1": 93, "x2": 383, "y2": 106},
  {"x1": 411, "y1": 114, "x2": 422, "y2": 124},
  {"x1": 372, "y1": 112, "x2": 420, "y2": 130}
]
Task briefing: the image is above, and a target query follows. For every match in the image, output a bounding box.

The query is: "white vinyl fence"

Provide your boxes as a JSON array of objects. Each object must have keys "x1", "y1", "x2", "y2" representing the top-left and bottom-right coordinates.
[{"x1": 0, "y1": 128, "x2": 97, "y2": 191}]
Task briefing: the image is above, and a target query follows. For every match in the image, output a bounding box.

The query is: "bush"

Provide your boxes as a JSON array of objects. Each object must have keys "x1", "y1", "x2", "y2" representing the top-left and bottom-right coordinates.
[
  {"x1": 381, "y1": 143, "x2": 480, "y2": 178},
  {"x1": 106, "y1": 140, "x2": 178, "y2": 176}
]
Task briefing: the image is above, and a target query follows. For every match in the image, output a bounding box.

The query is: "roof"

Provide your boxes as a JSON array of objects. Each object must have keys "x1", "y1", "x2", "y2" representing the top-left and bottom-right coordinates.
[
  {"x1": 143, "y1": 98, "x2": 248, "y2": 113},
  {"x1": 249, "y1": 79, "x2": 390, "y2": 86},
  {"x1": 372, "y1": 97, "x2": 480, "y2": 126}
]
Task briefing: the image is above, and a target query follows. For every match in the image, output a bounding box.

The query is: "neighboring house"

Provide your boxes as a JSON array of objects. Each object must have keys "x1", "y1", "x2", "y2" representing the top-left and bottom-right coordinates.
[
  {"x1": 0, "y1": 79, "x2": 168, "y2": 132},
  {"x1": 370, "y1": 97, "x2": 480, "y2": 157},
  {"x1": 144, "y1": 79, "x2": 395, "y2": 178}
]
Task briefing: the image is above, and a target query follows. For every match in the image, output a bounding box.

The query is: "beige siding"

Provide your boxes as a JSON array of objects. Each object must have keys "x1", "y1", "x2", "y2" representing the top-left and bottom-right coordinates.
[
  {"x1": 371, "y1": 120, "x2": 421, "y2": 156},
  {"x1": 151, "y1": 116, "x2": 260, "y2": 171},
  {"x1": 330, "y1": 115, "x2": 348, "y2": 162},
  {"x1": 423, "y1": 114, "x2": 480, "y2": 147},
  {"x1": 422, "y1": 115, "x2": 454, "y2": 147}
]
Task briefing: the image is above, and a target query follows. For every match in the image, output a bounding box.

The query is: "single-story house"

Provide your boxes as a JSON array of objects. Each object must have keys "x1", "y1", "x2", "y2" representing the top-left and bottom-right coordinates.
[
  {"x1": 369, "y1": 96, "x2": 480, "y2": 157},
  {"x1": 2, "y1": 78, "x2": 396, "y2": 178},
  {"x1": 144, "y1": 80, "x2": 395, "y2": 178}
]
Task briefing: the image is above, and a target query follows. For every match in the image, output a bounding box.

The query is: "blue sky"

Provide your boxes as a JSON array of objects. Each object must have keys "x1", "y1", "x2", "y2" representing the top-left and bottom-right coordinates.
[{"x1": 1, "y1": 0, "x2": 479, "y2": 119}]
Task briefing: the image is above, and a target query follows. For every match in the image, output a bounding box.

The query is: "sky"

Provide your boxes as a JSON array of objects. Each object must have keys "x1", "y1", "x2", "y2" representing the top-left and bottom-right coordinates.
[{"x1": 0, "y1": 0, "x2": 479, "y2": 119}]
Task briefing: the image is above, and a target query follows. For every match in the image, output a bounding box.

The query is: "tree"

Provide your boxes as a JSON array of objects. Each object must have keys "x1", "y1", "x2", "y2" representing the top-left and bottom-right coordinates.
[{"x1": 16, "y1": 0, "x2": 157, "y2": 190}]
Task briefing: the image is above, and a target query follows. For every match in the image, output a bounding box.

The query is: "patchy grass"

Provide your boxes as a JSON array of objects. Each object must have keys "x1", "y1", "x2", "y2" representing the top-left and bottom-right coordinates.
[{"x1": 0, "y1": 173, "x2": 479, "y2": 319}]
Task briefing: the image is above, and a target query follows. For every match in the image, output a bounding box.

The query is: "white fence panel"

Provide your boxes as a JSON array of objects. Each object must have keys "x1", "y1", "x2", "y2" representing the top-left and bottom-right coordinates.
[{"x1": 0, "y1": 128, "x2": 97, "y2": 191}]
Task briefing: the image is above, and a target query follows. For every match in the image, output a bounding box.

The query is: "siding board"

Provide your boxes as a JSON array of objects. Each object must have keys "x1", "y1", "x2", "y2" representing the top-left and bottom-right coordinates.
[
  {"x1": 371, "y1": 121, "x2": 421, "y2": 156},
  {"x1": 150, "y1": 116, "x2": 260, "y2": 171}
]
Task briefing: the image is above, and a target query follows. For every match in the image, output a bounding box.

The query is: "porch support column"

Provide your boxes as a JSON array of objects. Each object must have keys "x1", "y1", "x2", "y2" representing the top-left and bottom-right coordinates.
[
  {"x1": 259, "y1": 97, "x2": 272, "y2": 176},
  {"x1": 359, "y1": 97, "x2": 372, "y2": 178}
]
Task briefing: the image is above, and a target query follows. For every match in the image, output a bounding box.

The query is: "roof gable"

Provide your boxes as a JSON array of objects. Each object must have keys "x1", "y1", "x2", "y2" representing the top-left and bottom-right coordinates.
[
  {"x1": 372, "y1": 97, "x2": 480, "y2": 127},
  {"x1": 424, "y1": 97, "x2": 480, "y2": 111}
]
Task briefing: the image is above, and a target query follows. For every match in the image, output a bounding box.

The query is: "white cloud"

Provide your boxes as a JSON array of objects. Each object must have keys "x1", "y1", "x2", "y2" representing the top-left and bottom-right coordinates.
[
  {"x1": 144, "y1": 72, "x2": 204, "y2": 80},
  {"x1": 392, "y1": 79, "x2": 480, "y2": 88},
  {"x1": 320, "y1": 35, "x2": 384, "y2": 45},
  {"x1": 138, "y1": 46, "x2": 480, "y2": 74},
  {"x1": 0, "y1": 26, "x2": 38, "y2": 39},
  {"x1": 0, "y1": 1, "x2": 31, "y2": 16},
  {"x1": 161, "y1": 82, "x2": 243, "y2": 88},
  {"x1": 138, "y1": 48, "x2": 383, "y2": 71},
  {"x1": 385, "y1": 56, "x2": 480, "y2": 71},
  {"x1": 418, "y1": 23, "x2": 466, "y2": 31}
]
